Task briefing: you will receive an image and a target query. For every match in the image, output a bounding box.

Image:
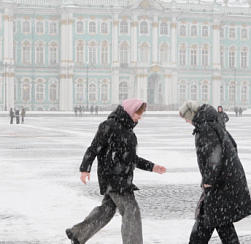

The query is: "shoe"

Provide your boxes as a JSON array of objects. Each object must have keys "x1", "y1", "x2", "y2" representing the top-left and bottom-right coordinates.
[{"x1": 66, "y1": 229, "x2": 80, "y2": 244}]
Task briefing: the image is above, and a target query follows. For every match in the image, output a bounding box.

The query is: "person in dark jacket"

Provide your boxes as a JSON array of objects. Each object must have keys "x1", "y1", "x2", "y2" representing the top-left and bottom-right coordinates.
[
  {"x1": 21, "y1": 107, "x2": 25, "y2": 124},
  {"x1": 179, "y1": 100, "x2": 251, "y2": 244},
  {"x1": 239, "y1": 107, "x2": 243, "y2": 117},
  {"x1": 90, "y1": 105, "x2": 94, "y2": 115},
  {"x1": 217, "y1": 105, "x2": 229, "y2": 128},
  {"x1": 15, "y1": 108, "x2": 20, "y2": 124},
  {"x1": 9, "y1": 108, "x2": 14, "y2": 124},
  {"x1": 66, "y1": 98, "x2": 166, "y2": 244}
]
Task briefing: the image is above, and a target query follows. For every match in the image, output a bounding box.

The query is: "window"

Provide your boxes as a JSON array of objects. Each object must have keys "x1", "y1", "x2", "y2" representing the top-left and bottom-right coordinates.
[
  {"x1": 220, "y1": 27, "x2": 224, "y2": 39},
  {"x1": 50, "y1": 84, "x2": 57, "y2": 101},
  {"x1": 191, "y1": 26, "x2": 197, "y2": 37},
  {"x1": 140, "y1": 46, "x2": 148, "y2": 62},
  {"x1": 220, "y1": 85, "x2": 224, "y2": 102},
  {"x1": 191, "y1": 84, "x2": 197, "y2": 100},
  {"x1": 36, "y1": 44, "x2": 44, "y2": 64},
  {"x1": 241, "y1": 28, "x2": 248, "y2": 39},
  {"x1": 36, "y1": 22, "x2": 44, "y2": 34},
  {"x1": 229, "y1": 50, "x2": 235, "y2": 68},
  {"x1": 89, "y1": 22, "x2": 96, "y2": 33},
  {"x1": 101, "y1": 45, "x2": 108, "y2": 64},
  {"x1": 120, "y1": 21, "x2": 128, "y2": 34},
  {"x1": 202, "y1": 26, "x2": 208, "y2": 37},
  {"x1": 50, "y1": 22, "x2": 57, "y2": 35},
  {"x1": 119, "y1": 82, "x2": 128, "y2": 102},
  {"x1": 23, "y1": 21, "x2": 30, "y2": 33},
  {"x1": 89, "y1": 46, "x2": 96, "y2": 63},
  {"x1": 49, "y1": 45, "x2": 57, "y2": 65},
  {"x1": 76, "y1": 45, "x2": 84, "y2": 63},
  {"x1": 76, "y1": 83, "x2": 84, "y2": 100},
  {"x1": 13, "y1": 21, "x2": 16, "y2": 33},
  {"x1": 13, "y1": 43, "x2": 17, "y2": 64},
  {"x1": 179, "y1": 84, "x2": 186, "y2": 101},
  {"x1": 229, "y1": 85, "x2": 235, "y2": 102},
  {"x1": 160, "y1": 46, "x2": 168, "y2": 63},
  {"x1": 180, "y1": 25, "x2": 186, "y2": 36},
  {"x1": 120, "y1": 46, "x2": 128, "y2": 64},
  {"x1": 229, "y1": 28, "x2": 235, "y2": 39},
  {"x1": 77, "y1": 21, "x2": 84, "y2": 33},
  {"x1": 179, "y1": 48, "x2": 186, "y2": 66},
  {"x1": 140, "y1": 21, "x2": 148, "y2": 34},
  {"x1": 22, "y1": 44, "x2": 31, "y2": 64},
  {"x1": 160, "y1": 22, "x2": 168, "y2": 35},
  {"x1": 22, "y1": 84, "x2": 30, "y2": 100},
  {"x1": 202, "y1": 49, "x2": 209, "y2": 66},
  {"x1": 36, "y1": 84, "x2": 44, "y2": 100},
  {"x1": 241, "y1": 49, "x2": 248, "y2": 68},
  {"x1": 191, "y1": 48, "x2": 197, "y2": 66},
  {"x1": 101, "y1": 22, "x2": 108, "y2": 34},
  {"x1": 220, "y1": 49, "x2": 224, "y2": 68},
  {"x1": 89, "y1": 84, "x2": 96, "y2": 100},
  {"x1": 202, "y1": 84, "x2": 208, "y2": 100},
  {"x1": 241, "y1": 85, "x2": 248, "y2": 101},
  {"x1": 101, "y1": 84, "x2": 108, "y2": 101}
]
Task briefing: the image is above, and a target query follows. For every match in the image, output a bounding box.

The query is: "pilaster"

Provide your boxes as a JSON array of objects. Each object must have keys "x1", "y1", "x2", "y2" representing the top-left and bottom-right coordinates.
[
  {"x1": 112, "y1": 14, "x2": 119, "y2": 68},
  {"x1": 152, "y1": 16, "x2": 158, "y2": 64},
  {"x1": 171, "y1": 18, "x2": 177, "y2": 67},
  {"x1": 131, "y1": 15, "x2": 138, "y2": 66},
  {"x1": 212, "y1": 20, "x2": 221, "y2": 70}
]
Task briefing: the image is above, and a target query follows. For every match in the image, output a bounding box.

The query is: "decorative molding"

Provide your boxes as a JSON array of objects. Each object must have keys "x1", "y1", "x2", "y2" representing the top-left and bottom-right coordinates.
[
  {"x1": 36, "y1": 16, "x2": 44, "y2": 21},
  {"x1": 131, "y1": 22, "x2": 138, "y2": 27},
  {"x1": 165, "y1": 74, "x2": 172, "y2": 78},
  {"x1": 4, "y1": 15, "x2": 9, "y2": 21},
  {"x1": 90, "y1": 16, "x2": 96, "y2": 20},
  {"x1": 60, "y1": 20, "x2": 67, "y2": 25},
  {"x1": 122, "y1": 16, "x2": 129, "y2": 21},
  {"x1": 113, "y1": 21, "x2": 119, "y2": 26},
  {"x1": 153, "y1": 22, "x2": 159, "y2": 28},
  {"x1": 213, "y1": 24, "x2": 219, "y2": 30},
  {"x1": 151, "y1": 65, "x2": 161, "y2": 73},
  {"x1": 171, "y1": 23, "x2": 177, "y2": 28},
  {"x1": 140, "y1": 15, "x2": 149, "y2": 20},
  {"x1": 68, "y1": 19, "x2": 74, "y2": 25}
]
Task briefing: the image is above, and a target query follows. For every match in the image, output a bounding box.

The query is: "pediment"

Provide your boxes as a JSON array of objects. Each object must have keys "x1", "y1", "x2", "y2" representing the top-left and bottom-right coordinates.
[{"x1": 129, "y1": 0, "x2": 164, "y2": 10}]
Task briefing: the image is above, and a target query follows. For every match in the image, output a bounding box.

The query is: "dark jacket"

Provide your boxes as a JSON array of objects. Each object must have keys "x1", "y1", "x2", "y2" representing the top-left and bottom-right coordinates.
[
  {"x1": 80, "y1": 105, "x2": 154, "y2": 195},
  {"x1": 217, "y1": 106, "x2": 229, "y2": 128},
  {"x1": 192, "y1": 104, "x2": 251, "y2": 227}
]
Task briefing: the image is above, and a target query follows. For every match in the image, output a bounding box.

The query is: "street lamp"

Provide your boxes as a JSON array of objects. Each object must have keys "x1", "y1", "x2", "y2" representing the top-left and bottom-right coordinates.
[
  {"x1": 4, "y1": 62, "x2": 8, "y2": 111},
  {"x1": 83, "y1": 62, "x2": 93, "y2": 110},
  {"x1": 233, "y1": 65, "x2": 237, "y2": 109}
]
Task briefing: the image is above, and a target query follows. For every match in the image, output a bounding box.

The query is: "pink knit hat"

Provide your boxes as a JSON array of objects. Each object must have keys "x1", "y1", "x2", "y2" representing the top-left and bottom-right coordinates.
[{"x1": 122, "y1": 98, "x2": 147, "y2": 119}]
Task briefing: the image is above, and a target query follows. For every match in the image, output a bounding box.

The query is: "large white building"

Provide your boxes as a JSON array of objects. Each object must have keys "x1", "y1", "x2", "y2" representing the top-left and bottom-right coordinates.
[{"x1": 1, "y1": 0, "x2": 251, "y2": 111}]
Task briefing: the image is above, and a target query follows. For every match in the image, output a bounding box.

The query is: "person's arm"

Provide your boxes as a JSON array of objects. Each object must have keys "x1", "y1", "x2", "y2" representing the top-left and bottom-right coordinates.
[
  {"x1": 135, "y1": 156, "x2": 166, "y2": 174},
  {"x1": 224, "y1": 113, "x2": 229, "y2": 123}
]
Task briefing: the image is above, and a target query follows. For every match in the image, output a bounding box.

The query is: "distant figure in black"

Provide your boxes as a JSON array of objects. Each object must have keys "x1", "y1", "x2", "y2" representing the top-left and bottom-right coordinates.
[
  {"x1": 9, "y1": 108, "x2": 14, "y2": 124},
  {"x1": 79, "y1": 106, "x2": 82, "y2": 117},
  {"x1": 21, "y1": 107, "x2": 26, "y2": 124},
  {"x1": 15, "y1": 108, "x2": 20, "y2": 124},
  {"x1": 95, "y1": 105, "x2": 98, "y2": 115},
  {"x1": 217, "y1": 106, "x2": 229, "y2": 128},
  {"x1": 90, "y1": 105, "x2": 94, "y2": 115},
  {"x1": 239, "y1": 107, "x2": 243, "y2": 117},
  {"x1": 74, "y1": 106, "x2": 78, "y2": 117},
  {"x1": 234, "y1": 106, "x2": 239, "y2": 117}
]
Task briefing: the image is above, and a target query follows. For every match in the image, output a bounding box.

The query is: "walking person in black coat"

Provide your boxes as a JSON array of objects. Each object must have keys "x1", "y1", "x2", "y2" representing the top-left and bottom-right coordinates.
[
  {"x1": 15, "y1": 108, "x2": 20, "y2": 124},
  {"x1": 239, "y1": 107, "x2": 243, "y2": 117},
  {"x1": 21, "y1": 107, "x2": 26, "y2": 124},
  {"x1": 217, "y1": 105, "x2": 229, "y2": 128},
  {"x1": 179, "y1": 100, "x2": 251, "y2": 244},
  {"x1": 66, "y1": 98, "x2": 166, "y2": 244},
  {"x1": 9, "y1": 108, "x2": 14, "y2": 124}
]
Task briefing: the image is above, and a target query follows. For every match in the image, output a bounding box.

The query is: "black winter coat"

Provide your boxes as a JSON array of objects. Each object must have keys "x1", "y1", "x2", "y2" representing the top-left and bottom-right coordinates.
[
  {"x1": 80, "y1": 105, "x2": 154, "y2": 195},
  {"x1": 192, "y1": 104, "x2": 251, "y2": 227},
  {"x1": 217, "y1": 111, "x2": 229, "y2": 128}
]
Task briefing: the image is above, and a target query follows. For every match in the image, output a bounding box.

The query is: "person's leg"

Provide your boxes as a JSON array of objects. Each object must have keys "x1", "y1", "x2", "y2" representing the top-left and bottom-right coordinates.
[
  {"x1": 109, "y1": 191, "x2": 143, "y2": 244},
  {"x1": 216, "y1": 223, "x2": 240, "y2": 244},
  {"x1": 69, "y1": 194, "x2": 116, "y2": 244}
]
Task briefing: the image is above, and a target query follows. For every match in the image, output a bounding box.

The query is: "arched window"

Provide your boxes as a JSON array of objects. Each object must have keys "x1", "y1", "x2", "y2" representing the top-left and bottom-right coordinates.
[
  {"x1": 22, "y1": 84, "x2": 30, "y2": 100},
  {"x1": 241, "y1": 29, "x2": 248, "y2": 39},
  {"x1": 120, "y1": 21, "x2": 128, "y2": 34},
  {"x1": 120, "y1": 46, "x2": 128, "y2": 64},
  {"x1": 36, "y1": 84, "x2": 44, "y2": 100},
  {"x1": 160, "y1": 46, "x2": 168, "y2": 63},
  {"x1": 179, "y1": 84, "x2": 186, "y2": 101},
  {"x1": 22, "y1": 42, "x2": 31, "y2": 64},
  {"x1": 180, "y1": 25, "x2": 186, "y2": 36},
  {"x1": 50, "y1": 107, "x2": 57, "y2": 111},
  {"x1": 101, "y1": 44, "x2": 108, "y2": 64},
  {"x1": 50, "y1": 84, "x2": 57, "y2": 101},
  {"x1": 36, "y1": 22, "x2": 44, "y2": 34},
  {"x1": 140, "y1": 21, "x2": 148, "y2": 34},
  {"x1": 23, "y1": 21, "x2": 30, "y2": 33},
  {"x1": 50, "y1": 22, "x2": 57, "y2": 34},
  {"x1": 77, "y1": 21, "x2": 84, "y2": 33},
  {"x1": 179, "y1": 46, "x2": 186, "y2": 66},
  {"x1": 89, "y1": 22, "x2": 96, "y2": 33},
  {"x1": 229, "y1": 28, "x2": 235, "y2": 39},
  {"x1": 202, "y1": 26, "x2": 208, "y2": 37},
  {"x1": 229, "y1": 85, "x2": 235, "y2": 102},
  {"x1": 89, "y1": 46, "x2": 96, "y2": 63},
  {"x1": 202, "y1": 47, "x2": 209, "y2": 66},
  {"x1": 101, "y1": 84, "x2": 108, "y2": 101},
  {"x1": 36, "y1": 43, "x2": 44, "y2": 65},
  {"x1": 101, "y1": 22, "x2": 108, "y2": 34},
  {"x1": 76, "y1": 41, "x2": 84, "y2": 63},
  {"x1": 89, "y1": 84, "x2": 96, "y2": 100},
  {"x1": 190, "y1": 47, "x2": 197, "y2": 66},
  {"x1": 241, "y1": 85, "x2": 248, "y2": 102},
  {"x1": 241, "y1": 48, "x2": 248, "y2": 68},
  {"x1": 202, "y1": 84, "x2": 208, "y2": 100},
  {"x1": 190, "y1": 84, "x2": 197, "y2": 100},
  {"x1": 140, "y1": 46, "x2": 148, "y2": 62},
  {"x1": 191, "y1": 26, "x2": 197, "y2": 37},
  {"x1": 119, "y1": 82, "x2": 128, "y2": 102},
  {"x1": 49, "y1": 43, "x2": 58, "y2": 65},
  {"x1": 160, "y1": 22, "x2": 168, "y2": 35},
  {"x1": 36, "y1": 107, "x2": 44, "y2": 111},
  {"x1": 229, "y1": 49, "x2": 236, "y2": 68},
  {"x1": 76, "y1": 83, "x2": 84, "y2": 100}
]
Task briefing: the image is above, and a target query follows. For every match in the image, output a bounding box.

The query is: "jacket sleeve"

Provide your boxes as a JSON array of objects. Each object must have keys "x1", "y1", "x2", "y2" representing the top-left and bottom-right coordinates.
[
  {"x1": 80, "y1": 121, "x2": 112, "y2": 172},
  {"x1": 196, "y1": 126, "x2": 223, "y2": 187},
  {"x1": 135, "y1": 155, "x2": 154, "y2": 171},
  {"x1": 224, "y1": 113, "x2": 229, "y2": 123}
]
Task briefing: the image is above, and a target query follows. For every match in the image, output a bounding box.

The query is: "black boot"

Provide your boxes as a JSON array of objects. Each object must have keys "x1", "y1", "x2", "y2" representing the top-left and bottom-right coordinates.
[{"x1": 66, "y1": 229, "x2": 80, "y2": 244}]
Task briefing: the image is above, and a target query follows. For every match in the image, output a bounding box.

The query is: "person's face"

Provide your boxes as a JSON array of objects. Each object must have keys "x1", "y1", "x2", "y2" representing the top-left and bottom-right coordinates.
[
  {"x1": 185, "y1": 118, "x2": 192, "y2": 124},
  {"x1": 132, "y1": 112, "x2": 143, "y2": 122},
  {"x1": 218, "y1": 107, "x2": 222, "y2": 112}
]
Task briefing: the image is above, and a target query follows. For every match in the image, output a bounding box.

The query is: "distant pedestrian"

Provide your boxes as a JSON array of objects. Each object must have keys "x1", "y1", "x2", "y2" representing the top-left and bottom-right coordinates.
[
  {"x1": 21, "y1": 107, "x2": 26, "y2": 124},
  {"x1": 79, "y1": 106, "x2": 82, "y2": 117},
  {"x1": 234, "y1": 106, "x2": 239, "y2": 117},
  {"x1": 239, "y1": 107, "x2": 243, "y2": 117},
  {"x1": 74, "y1": 106, "x2": 78, "y2": 117},
  {"x1": 15, "y1": 108, "x2": 20, "y2": 124},
  {"x1": 90, "y1": 105, "x2": 94, "y2": 115},
  {"x1": 9, "y1": 108, "x2": 14, "y2": 124},
  {"x1": 65, "y1": 98, "x2": 166, "y2": 244},
  {"x1": 95, "y1": 105, "x2": 98, "y2": 115},
  {"x1": 217, "y1": 106, "x2": 229, "y2": 128},
  {"x1": 82, "y1": 106, "x2": 85, "y2": 114},
  {"x1": 179, "y1": 100, "x2": 251, "y2": 244}
]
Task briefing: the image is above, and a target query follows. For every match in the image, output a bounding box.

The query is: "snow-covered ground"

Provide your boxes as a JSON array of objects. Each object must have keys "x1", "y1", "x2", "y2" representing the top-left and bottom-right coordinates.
[{"x1": 0, "y1": 115, "x2": 250, "y2": 244}]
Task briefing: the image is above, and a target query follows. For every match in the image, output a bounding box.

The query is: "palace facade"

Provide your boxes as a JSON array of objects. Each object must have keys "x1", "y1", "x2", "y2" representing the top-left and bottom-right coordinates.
[{"x1": 1, "y1": 0, "x2": 251, "y2": 111}]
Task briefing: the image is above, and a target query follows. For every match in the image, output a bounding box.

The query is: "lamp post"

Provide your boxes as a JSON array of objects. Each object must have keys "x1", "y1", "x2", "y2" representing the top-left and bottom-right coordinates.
[
  {"x1": 4, "y1": 62, "x2": 8, "y2": 111},
  {"x1": 233, "y1": 65, "x2": 237, "y2": 109},
  {"x1": 84, "y1": 62, "x2": 93, "y2": 110}
]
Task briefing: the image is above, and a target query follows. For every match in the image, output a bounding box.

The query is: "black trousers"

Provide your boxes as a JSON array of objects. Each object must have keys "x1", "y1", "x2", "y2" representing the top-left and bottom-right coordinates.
[{"x1": 189, "y1": 205, "x2": 240, "y2": 244}]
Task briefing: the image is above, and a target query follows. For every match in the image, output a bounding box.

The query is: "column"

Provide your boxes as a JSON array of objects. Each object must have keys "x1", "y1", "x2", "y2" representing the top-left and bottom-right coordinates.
[
  {"x1": 212, "y1": 20, "x2": 221, "y2": 70},
  {"x1": 164, "y1": 73, "x2": 172, "y2": 105},
  {"x1": 152, "y1": 16, "x2": 158, "y2": 64},
  {"x1": 171, "y1": 17, "x2": 177, "y2": 67},
  {"x1": 171, "y1": 71, "x2": 178, "y2": 105},
  {"x1": 112, "y1": 69, "x2": 119, "y2": 105},
  {"x1": 212, "y1": 73, "x2": 221, "y2": 109},
  {"x1": 8, "y1": 14, "x2": 14, "y2": 110},
  {"x1": 112, "y1": 14, "x2": 119, "y2": 68},
  {"x1": 131, "y1": 15, "x2": 138, "y2": 66}
]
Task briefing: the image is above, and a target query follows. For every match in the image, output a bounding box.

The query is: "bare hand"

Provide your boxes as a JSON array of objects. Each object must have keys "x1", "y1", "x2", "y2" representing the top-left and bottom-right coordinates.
[
  {"x1": 80, "y1": 172, "x2": 90, "y2": 184},
  {"x1": 153, "y1": 165, "x2": 166, "y2": 174},
  {"x1": 204, "y1": 184, "x2": 212, "y2": 188}
]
